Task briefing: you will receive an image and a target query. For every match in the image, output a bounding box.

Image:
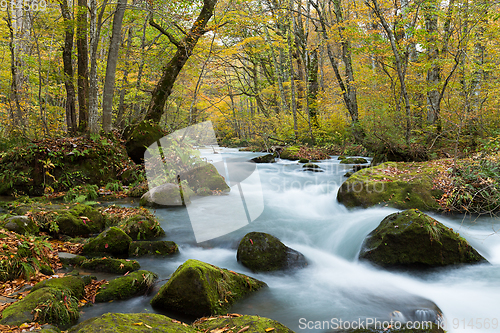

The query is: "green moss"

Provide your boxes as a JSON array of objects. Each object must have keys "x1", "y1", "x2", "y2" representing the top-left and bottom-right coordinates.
[
  {"x1": 3, "y1": 216, "x2": 39, "y2": 235},
  {"x1": 116, "y1": 215, "x2": 165, "y2": 240},
  {"x1": 298, "y1": 158, "x2": 309, "y2": 163},
  {"x1": 95, "y1": 270, "x2": 157, "y2": 302},
  {"x1": 359, "y1": 209, "x2": 487, "y2": 268},
  {"x1": 80, "y1": 258, "x2": 140, "y2": 274},
  {"x1": 31, "y1": 276, "x2": 85, "y2": 299},
  {"x1": 340, "y1": 157, "x2": 369, "y2": 164},
  {"x1": 124, "y1": 120, "x2": 166, "y2": 164},
  {"x1": 337, "y1": 162, "x2": 442, "y2": 211},
  {"x1": 303, "y1": 163, "x2": 320, "y2": 169},
  {"x1": 194, "y1": 315, "x2": 295, "y2": 333},
  {"x1": 150, "y1": 259, "x2": 266, "y2": 317},
  {"x1": 128, "y1": 240, "x2": 178, "y2": 257},
  {"x1": 82, "y1": 227, "x2": 132, "y2": 256},
  {"x1": 237, "y1": 232, "x2": 307, "y2": 272},
  {"x1": 67, "y1": 313, "x2": 197, "y2": 333},
  {"x1": 180, "y1": 163, "x2": 229, "y2": 192}
]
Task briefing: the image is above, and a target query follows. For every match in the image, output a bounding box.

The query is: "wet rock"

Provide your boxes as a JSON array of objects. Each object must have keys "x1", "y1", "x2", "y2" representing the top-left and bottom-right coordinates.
[
  {"x1": 302, "y1": 163, "x2": 323, "y2": 172},
  {"x1": 179, "y1": 163, "x2": 230, "y2": 192},
  {"x1": 95, "y1": 270, "x2": 157, "y2": 302},
  {"x1": 80, "y1": 258, "x2": 140, "y2": 274},
  {"x1": 58, "y1": 252, "x2": 86, "y2": 266},
  {"x1": 67, "y1": 313, "x2": 196, "y2": 333},
  {"x1": 82, "y1": 227, "x2": 132, "y2": 256},
  {"x1": 140, "y1": 183, "x2": 191, "y2": 207},
  {"x1": 299, "y1": 158, "x2": 309, "y2": 163},
  {"x1": 237, "y1": 232, "x2": 307, "y2": 272},
  {"x1": 359, "y1": 209, "x2": 487, "y2": 268},
  {"x1": 4, "y1": 216, "x2": 38, "y2": 235},
  {"x1": 150, "y1": 259, "x2": 266, "y2": 317},
  {"x1": 31, "y1": 275, "x2": 85, "y2": 299},
  {"x1": 340, "y1": 157, "x2": 369, "y2": 164},
  {"x1": 55, "y1": 204, "x2": 105, "y2": 236},
  {"x1": 194, "y1": 315, "x2": 295, "y2": 333},
  {"x1": 251, "y1": 154, "x2": 276, "y2": 163},
  {"x1": 128, "y1": 240, "x2": 178, "y2": 257}
]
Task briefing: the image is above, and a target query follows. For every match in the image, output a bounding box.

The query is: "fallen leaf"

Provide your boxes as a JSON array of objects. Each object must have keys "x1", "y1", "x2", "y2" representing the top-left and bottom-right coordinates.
[
  {"x1": 237, "y1": 326, "x2": 250, "y2": 333},
  {"x1": 132, "y1": 322, "x2": 143, "y2": 326},
  {"x1": 265, "y1": 328, "x2": 275, "y2": 332}
]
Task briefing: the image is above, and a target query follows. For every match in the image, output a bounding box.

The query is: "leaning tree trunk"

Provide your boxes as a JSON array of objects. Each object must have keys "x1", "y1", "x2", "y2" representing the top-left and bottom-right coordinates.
[
  {"x1": 102, "y1": 0, "x2": 127, "y2": 133},
  {"x1": 145, "y1": 0, "x2": 217, "y2": 124}
]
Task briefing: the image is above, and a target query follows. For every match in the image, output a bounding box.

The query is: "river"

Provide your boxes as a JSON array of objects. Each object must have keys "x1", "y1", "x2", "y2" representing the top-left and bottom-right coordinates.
[{"x1": 80, "y1": 148, "x2": 500, "y2": 332}]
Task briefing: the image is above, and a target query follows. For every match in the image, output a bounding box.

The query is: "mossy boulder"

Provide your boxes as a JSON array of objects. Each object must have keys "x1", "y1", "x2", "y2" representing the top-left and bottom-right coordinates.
[
  {"x1": 55, "y1": 204, "x2": 104, "y2": 236},
  {"x1": 80, "y1": 258, "x2": 140, "y2": 274},
  {"x1": 58, "y1": 253, "x2": 86, "y2": 266},
  {"x1": 298, "y1": 157, "x2": 309, "y2": 163},
  {"x1": 359, "y1": 209, "x2": 487, "y2": 268},
  {"x1": 67, "y1": 313, "x2": 197, "y2": 333},
  {"x1": 337, "y1": 161, "x2": 443, "y2": 211},
  {"x1": 150, "y1": 259, "x2": 266, "y2": 317},
  {"x1": 139, "y1": 183, "x2": 191, "y2": 207},
  {"x1": 194, "y1": 315, "x2": 295, "y2": 333},
  {"x1": 3, "y1": 215, "x2": 38, "y2": 234},
  {"x1": 31, "y1": 275, "x2": 85, "y2": 299},
  {"x1": 302, "y1": 163, "x2": 323, "y2": 172},
  {"x1": 128, "y1": 240, "x2": 178, "y2": 257},
  {"x1": 279, "y1": 148, "x2": 300, "y2": 160},
  {"x1": 0, "y1": 287, "x2": 78, "y2": 328},
  {"x1": 124, "y1": 120, "x2": 166, "y2": 164},
  {"x1": 95, "y1": 270, "x2": 157, "y2": 302},
  {"x1": 340, "y1": 157, "x2": 369, "y2": 164},
  {"x1": 251, "y1": 154, "x2": 276, "y2": 163},
  {"x1": 237, "y1": 232, "x2": 307, "y2": 272},
  {"x1": 179, "y1": 163, "x2": 229, "y2": 192},
  {"x1": 116, "y1": 214, "x2": 165, "y2": 240},
  {"x1": 82, "y1": 227, "x2": 132, "y2": 256}
]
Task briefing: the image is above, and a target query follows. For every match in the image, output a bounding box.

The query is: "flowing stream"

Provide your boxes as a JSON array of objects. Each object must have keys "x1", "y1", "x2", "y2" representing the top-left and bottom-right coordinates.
[{"x1": 80, "y1": 148, "x2": 500, "y2": 332}]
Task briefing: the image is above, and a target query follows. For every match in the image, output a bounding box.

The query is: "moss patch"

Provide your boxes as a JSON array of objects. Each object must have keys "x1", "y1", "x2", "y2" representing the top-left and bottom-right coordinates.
[
  {"x1": 340, "y1": 157, "x2": 369, "y2": 164},
  {"x1": 67, "y1": 313, "x2": 197, "y2": 333},
  {"x1": 179, "y1": 163, "x2": 229, "y2": 192},
  {"x1": 128, "y1": 240, "x2": 178, "y2": 257},
  {"x1": 31, "y1": 275, "x2": 85, "y2": 299},
  {"x1": 95, "y1": 270, "x2": 157, "y2": 302},
  {"x1": 337, "y1": 161, "x2": 443, "y2": 211},
  {"x1": 116, "y1": 215, "x2": 165, "y2": 240},
  {"x1": 150, "y1": 259, "x2": 266, "y2": 317},
  {"x1": 82, "y1": 227, "x2": 132, "y2": 256},
  {"x1": 194, "y1": 315, "x2": 295, "y2": 333},
  {"x1": 359, "y1": 209, "x2": 487, "y2": 268},
  {"x1": 80, "y1": 258, "x2": 140, "y2": 274}
]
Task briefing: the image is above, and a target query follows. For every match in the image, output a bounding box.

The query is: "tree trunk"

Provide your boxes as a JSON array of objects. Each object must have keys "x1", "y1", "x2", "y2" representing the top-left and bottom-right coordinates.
[
  {"x1": 287, "y1": 0, "x2": 299, "y2": 141},
  {"x1": 116, "y1": 27, "x2": 133, "y2": 128},
  {"x1": 77, "y1": 0, "x2": 89, "y2": 132},
  {"x1": 424, "y1": 0, "x2": 440, "y2": 125},
  {"x1": 102, "y1": 0, "x2": 127, "y2": 133},
  {"x1": 59, "y1": 0, "x2": 77, "y2": 134},
  {"x1": 145, "y1": 0, "x2": 217, "y2": 124}
]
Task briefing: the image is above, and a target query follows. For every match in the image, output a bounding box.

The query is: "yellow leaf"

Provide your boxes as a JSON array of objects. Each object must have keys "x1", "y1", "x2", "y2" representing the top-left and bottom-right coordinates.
[
  {"x1": 145, "y1": 324, "x2": 152, "y2": 328},
  {"x1": 265, "y1": 328, "x2": 275, "y2": 332},
  {"x1": 132, "y1": 322, "x2": 143, "y2": 326}
]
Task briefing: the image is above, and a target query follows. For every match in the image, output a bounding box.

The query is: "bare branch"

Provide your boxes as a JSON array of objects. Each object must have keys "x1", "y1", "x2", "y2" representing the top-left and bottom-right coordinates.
[{"x1": 149, "y1": 18, "x2": 181, "y2": 48}]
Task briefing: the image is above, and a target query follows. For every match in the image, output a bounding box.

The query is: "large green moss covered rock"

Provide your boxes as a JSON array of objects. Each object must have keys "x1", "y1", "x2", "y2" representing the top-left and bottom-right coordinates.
[
  {"x1": 128, "y1": 240, "x2": 178, "y2": 257},
  {"x1": 95, "y1": 270, "x2": 157, "y2": 302},
  {"x1": 251, "y1": 154, "x2": 276, "y2": 163},
  {"x1": 3, "y1": 215, "x2": 38, "y2": 235},
  {"x1": 82, "y1": 227, "x2": 132, "y2": 256},
  {"x1": 337, "y1": 162, "x2": 443, "y2": 211},
  {"x1": 0, "y1": 287, "x2": 78, "y2": 328},
  {"x1": 140, "y1": 183, "x2": 191, "y2": 207},
  {"x1": 80, "y1": 258, "x2": 140, "y2": 274},
  {"x1": 31, "y1": 275, "x2": 85, "y2": 299},
  {"x1": 67, "y1": 313, "x2": 197, "y2": 333},
  {"x1": 237, "y1": 232, "x2": 307, "y2": 272},
  {"x1": 124, "y1": 120, "x2": 166, "y2": 164},
  {"x1": 150, "y1": 259, "x2": 266, "y2": 317},
  {"x1": 359, "y1": 209, "x2": 487, "y2": 268},
  {"x1": 115, "y1": 214, "x2": 165, "y2": 240},
  {"x1": 55, "y1": 204, "x2": 104, "y2": 236},
  {"x1": 194, "y1": 315, "x2": 295, "y2": 333},
  {"x1": 340, "y1": 157, "x2": 369, "y2": 164},
  {"x1": 179, "y1": 163, "x2": 229, "y2": 192}
]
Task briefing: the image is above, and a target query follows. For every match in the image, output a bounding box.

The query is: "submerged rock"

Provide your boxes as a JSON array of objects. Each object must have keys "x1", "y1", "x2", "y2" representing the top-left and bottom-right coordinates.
[
  {"x1": 337, "y1": 161, "x2": 443, "y2": 211},
  {"x1": 128, "y1": 240, "x2": 178, "y2": 257},
  {"x1": 194, "y1": 315, "x2": 295, "y2": 333},
  {"x1": 251, "y1": 154, "x2": 276, "y2": 163},
  {"x1": 359, "y1": 209, "x2": 487, "y2": 268},
  {"x1": 140, "y1": 183, "x2": 191, "y2": 207},
  {"x1": 95, "y1": 270, "x2": 157, "y2": 302},
  {"x1": 82, "y1": 227, "x2": 132, "y2": 256},
  {"x1": 68, "y1": 313, "x2": 196, "y2": 333},
  {"x1": 150, "y1": 259, "x2": 266, "y2": 317},
  {"x1": 237, "y1": 232, "x2": 307, "y2": 272}
]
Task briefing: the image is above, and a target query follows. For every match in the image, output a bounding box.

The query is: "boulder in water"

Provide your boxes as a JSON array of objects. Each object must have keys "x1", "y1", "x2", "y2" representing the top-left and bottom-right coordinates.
[
  {"x1": 251, "y1": 154, "x2": 276, "y2": 163},
  {"x1": 237, "y1": 232, "x2": 307, "y2": 272},
  {"x1": 140, "y1": 183, "x2": 191, "y2": 207},
  {"x1": 95, "y1": 270, "x2": 157, "y2": 302},
  {"x1": 150, "y1": 259, "x2": 266, "y2": 317},
  {"x1": 82, "y1": 227, "x2": 132, "y2": 256},
  {"x1": 359, "y1": 209, "x2": 487, "y2": 268}
]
